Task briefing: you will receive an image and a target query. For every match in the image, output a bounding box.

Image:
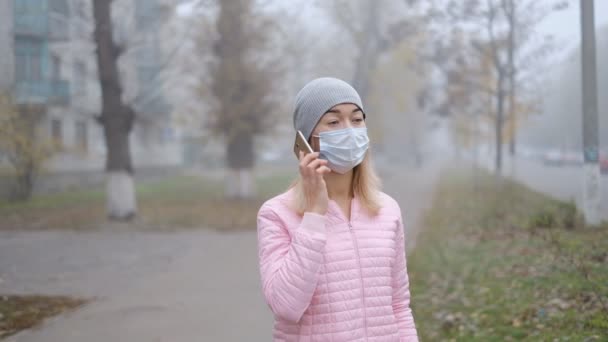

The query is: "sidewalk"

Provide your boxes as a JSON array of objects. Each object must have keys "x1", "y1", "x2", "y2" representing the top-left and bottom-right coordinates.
[{"x1": 5, "y1": 231, "x2": 273, "y2": 342}]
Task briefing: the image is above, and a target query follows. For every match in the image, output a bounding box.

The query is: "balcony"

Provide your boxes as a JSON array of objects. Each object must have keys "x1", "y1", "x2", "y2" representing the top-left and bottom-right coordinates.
[
  {"x1": 13, "y1": 0, "x2": 69, "y2": 41},
  {"x1": 14, "y1": 80, "x2": 70, "y2": 106},
  {"x1": 13, "y1": 12, "x2": 48, "y2": 39}
]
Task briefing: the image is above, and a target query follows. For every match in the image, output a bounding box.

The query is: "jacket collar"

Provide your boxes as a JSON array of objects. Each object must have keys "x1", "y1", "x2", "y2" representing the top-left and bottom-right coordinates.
[{"x1": 327, "y1": 195, "x2": 360, "y2": 225}]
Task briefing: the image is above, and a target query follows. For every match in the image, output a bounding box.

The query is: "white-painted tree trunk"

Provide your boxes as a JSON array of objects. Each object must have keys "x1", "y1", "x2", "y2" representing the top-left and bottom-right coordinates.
[
  {"x1": 225, "y1": 169, "x2": 238, "y2": 199},
  {"x1": 225, "y1": 168, "x2": 255, "y2": 199},
  {"x1": 239, "y1": 168, "x2": 255, "y2": 198},
  {"x1": 106, "y1": 171, "x2": 137, "y2": 220}
]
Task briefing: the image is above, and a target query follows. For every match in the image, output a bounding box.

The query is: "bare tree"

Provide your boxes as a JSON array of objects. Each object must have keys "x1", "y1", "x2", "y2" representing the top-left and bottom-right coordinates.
[
  {"x1": 367, "y1": 38, "x2": 431, "y2": 163},
  {"x1": 318, "y1": 0, "x2": 424, "y2": 105},
  {"x1": 430, "y1": 0, "x2": 566, "y2": 174},
  {"x1": 91, "y1": 0, "x2": 181, "y2": 220},
  {"x1": 207, "y1": 0, "x2": 282, "y2": 199},
  {"x1": 92, "y1": 0, "x2": 137, "y2": 219}
]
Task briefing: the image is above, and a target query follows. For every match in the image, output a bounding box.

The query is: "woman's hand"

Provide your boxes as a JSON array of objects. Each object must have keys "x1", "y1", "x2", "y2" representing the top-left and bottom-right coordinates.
[{"x1": 299, "y1": 151, "x2": 331, "y2": 215}]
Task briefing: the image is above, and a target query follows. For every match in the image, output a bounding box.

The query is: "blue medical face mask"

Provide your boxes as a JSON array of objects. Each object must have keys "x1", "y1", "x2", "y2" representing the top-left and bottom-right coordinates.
[{"x1": 315, "y1": 127, "x2": 370, "y2": 174}]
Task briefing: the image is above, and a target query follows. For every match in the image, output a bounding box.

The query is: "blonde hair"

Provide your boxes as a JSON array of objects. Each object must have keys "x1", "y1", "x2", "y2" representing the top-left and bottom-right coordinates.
[{"x1": 289, "y1": 151, "x2": 382, "y2": 216}]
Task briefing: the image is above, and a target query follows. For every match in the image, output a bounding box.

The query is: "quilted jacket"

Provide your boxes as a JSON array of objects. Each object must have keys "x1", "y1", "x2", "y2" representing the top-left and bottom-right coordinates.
[{"x1": 257, "y1": 188, "x2": 418, "y2": 341}]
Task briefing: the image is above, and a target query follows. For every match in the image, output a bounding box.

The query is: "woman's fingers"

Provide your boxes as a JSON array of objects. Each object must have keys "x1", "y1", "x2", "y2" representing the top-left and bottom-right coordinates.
[
  {"x1": 300, "y1": 151, "x2": 318, "y2": 163},
  {"x1": 306, "y1": 158, "x2": 328, "y2": 171},
  {"x1": 299, "y1": 152, "x2": 317, "y2": 170},
  {"x1": 299, "y1": 152, "x2": 328, "y2": 175},
  {"x1": 316, "y1": 166, "x2": 331, "y2": 174}
]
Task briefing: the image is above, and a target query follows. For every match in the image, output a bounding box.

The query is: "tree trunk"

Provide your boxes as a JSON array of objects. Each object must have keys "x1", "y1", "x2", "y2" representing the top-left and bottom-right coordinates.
[
  {"x1": 225, "y1": 131, "x2": 255, "y2": 199},
  {"x1": 506, "y1": 0, "x2": 517, "y2": 157},
  {"x1": 509, "y1": 123, "x2": 517, "y2": 157},
  {"x1": 495, "y1": 72, "x2": 505, "y2": 175},
  {"x1": 225, "y1": 169, "x2": 255, "y2": 199},
  {"x1": 12, "y1": 162, "x2": 33, "y2": 201},
  {"x1": 103, "y1": 112, "x2": 135, "y2": 219},
  {"x1": 93, "y1": 0, "x2": 136, "y2": 220},
  {"x1": 106, "y1": 170, "x2": 136, "y2": 220}
]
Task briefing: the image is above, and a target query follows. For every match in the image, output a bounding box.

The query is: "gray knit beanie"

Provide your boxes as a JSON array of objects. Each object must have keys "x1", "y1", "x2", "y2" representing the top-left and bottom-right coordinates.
[{"x1": 293, "y1": 77, "x2": 364, "y2": 140}]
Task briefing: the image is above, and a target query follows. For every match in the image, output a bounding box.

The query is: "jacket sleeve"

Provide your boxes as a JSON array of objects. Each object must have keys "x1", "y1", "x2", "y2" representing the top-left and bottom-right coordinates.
[
  {"x1": 257, "y1": 204, "x2": 327, "y2": 323},
  {"x1": 392, "y1": 215, "x2": 418, "y2": 341}
]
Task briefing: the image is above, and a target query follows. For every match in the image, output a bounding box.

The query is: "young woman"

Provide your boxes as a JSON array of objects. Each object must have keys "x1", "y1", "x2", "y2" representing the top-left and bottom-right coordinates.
[{"x1": 257, "y1": 77, "x2": 418, "y2": 341}]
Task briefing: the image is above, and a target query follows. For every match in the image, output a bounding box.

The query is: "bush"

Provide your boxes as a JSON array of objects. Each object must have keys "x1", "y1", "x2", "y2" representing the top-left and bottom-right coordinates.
[
  {"x1": 528, "y1": 200, "x2": 582, "y2": 230},
  {"x1": 528, "y1": 208, "x2": 557, "y2": 229},
  {"x1": 0, "y1": 94, "x2": 52, "y2": 201}
]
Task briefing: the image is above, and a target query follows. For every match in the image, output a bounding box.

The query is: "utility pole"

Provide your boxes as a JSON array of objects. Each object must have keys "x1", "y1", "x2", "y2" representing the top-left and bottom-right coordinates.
[{"x1": 580, "y1": 0, "x2": 601, "y2": 225}]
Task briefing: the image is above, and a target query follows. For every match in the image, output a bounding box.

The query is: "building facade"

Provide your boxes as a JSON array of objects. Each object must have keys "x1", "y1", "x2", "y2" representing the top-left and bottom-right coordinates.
[{"x1": 1, "y1": 0, "x2": 183, "y2": 175}]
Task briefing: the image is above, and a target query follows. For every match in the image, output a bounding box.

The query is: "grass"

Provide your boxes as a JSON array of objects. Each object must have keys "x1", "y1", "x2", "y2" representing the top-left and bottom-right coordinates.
[
  {"x1": 0, "y1": 295, "x2": 87, "y2": 339},
  {"x1": 408, "y1": 168, "x2": 608, "y2": 341},
  {"x1": 0, "y1": 168, "x2": 296, "y2": 231}
]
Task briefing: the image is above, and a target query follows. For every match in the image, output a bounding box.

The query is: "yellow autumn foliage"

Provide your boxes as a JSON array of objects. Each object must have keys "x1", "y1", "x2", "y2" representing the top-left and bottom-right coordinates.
[{"x1": 0, "y1": 93, "x2": 53, "y2": 200}]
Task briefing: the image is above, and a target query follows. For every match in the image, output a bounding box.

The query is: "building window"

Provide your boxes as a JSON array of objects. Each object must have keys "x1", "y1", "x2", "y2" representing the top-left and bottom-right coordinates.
[
  {"x1": 73, "y1": 60, "x2": 87, "y2": 95},
  {"x1": 15, "y1": 0, "x2": 44, "y2": 14},
  {"x1": 15, "y1": 58, "x2": 27, "y2": 81},
  {"x1": 52, "y1": 55, "x2": 61, "y2": 80},
  {"x1": 51, "y1": 119, "x2": 63, "y2": 149},
  {"x1": 14, "y1": 40, "x2": 43, "y2": 81},
  {"x1": 75, "y1": 120, "x2": 88, "y2": 153}
]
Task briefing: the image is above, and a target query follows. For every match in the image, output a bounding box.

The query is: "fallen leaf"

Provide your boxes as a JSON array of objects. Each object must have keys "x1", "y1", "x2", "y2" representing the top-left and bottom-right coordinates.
[
  {"x1": 547, "y1": 298, "x2": 570, "y2": 310},
  {"x1": 512, "y1": 318, "x2": 522, "y2": 327}
]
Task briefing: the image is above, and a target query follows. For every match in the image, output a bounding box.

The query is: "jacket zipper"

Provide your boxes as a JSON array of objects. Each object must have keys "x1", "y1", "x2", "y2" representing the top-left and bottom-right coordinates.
[{"x1": 349, "y1": 221, "x2": 369, "y2": 340}]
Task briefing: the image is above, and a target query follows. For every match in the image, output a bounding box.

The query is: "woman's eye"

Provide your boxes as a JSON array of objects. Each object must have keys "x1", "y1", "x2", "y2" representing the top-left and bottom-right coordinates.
[
  {"x1": 353, "y1": 118, "x2": 364, "y2": 123},
  {"x1": 328, "y1": 121, "x2": 339, "y2": 125}
]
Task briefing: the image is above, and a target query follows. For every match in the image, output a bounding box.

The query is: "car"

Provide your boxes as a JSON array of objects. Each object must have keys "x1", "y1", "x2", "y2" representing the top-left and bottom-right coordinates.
[
  {"x1": 562, "y1": 151, "x2": 584, "y2": 165},
  {"x1": 600, "y1": 153, "x2": 608, "y2": 174},
  {"x1": 543, "y1": 150, "x2": 564, "y2": 166}
]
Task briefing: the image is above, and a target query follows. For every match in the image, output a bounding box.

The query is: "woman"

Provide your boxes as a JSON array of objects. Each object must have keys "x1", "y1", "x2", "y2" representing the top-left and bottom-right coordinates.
[{"x1": 257, "y1": 77, "x2": 418, "y2": 341}]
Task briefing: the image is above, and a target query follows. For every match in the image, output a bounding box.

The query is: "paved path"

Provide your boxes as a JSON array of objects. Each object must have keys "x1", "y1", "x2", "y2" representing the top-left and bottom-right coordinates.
[
  {"x1": 3, "y1": 231, "x2": 272, "y2": 342},
  {"x1": 2, "y1": 161, "x2": 442, "y2": 342}
]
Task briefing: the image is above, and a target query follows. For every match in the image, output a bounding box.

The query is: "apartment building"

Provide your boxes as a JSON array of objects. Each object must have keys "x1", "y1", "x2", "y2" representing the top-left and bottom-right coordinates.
[{"x1": 0, "y1": 0, "x2": 183, "y2": 175}]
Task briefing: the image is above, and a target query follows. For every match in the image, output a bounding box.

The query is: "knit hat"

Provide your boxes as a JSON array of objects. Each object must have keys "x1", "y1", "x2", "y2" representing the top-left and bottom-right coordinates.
[{"x1": 293, "y1": 77, "x2": 364, "y2": 140}]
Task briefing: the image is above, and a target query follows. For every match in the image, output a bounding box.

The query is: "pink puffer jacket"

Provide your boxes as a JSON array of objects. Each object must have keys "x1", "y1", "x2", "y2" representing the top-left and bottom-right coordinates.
[{"x1": 257, "y1": 189, "x2": 418, "y2": 341}]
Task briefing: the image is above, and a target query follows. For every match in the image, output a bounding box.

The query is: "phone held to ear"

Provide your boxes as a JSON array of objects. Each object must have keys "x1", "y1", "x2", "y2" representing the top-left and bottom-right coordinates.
[{"x1": 293, "y1": 130, "x2": 313, "y2": 158}]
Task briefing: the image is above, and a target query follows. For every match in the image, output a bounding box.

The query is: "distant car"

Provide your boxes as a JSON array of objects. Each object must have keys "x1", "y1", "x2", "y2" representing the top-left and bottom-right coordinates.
[
  {"x1": 562, "y1": 151, "x2": 584, "y2": 165},
  {"x1": 543, "y1": 150, "x2": 563, "y2": 166},
  {"x1": 600, "y1": 153, "x2": 608, "y2": 174},
  {"x1": 519, "y1": 147, "x2": 545, "y2": 160}
]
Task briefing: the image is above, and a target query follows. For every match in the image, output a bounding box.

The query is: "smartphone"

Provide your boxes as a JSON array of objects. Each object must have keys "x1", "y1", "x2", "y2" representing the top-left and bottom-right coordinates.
[{"x1": 293, "y1": 130, "x2": 314, "y2": 158}]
